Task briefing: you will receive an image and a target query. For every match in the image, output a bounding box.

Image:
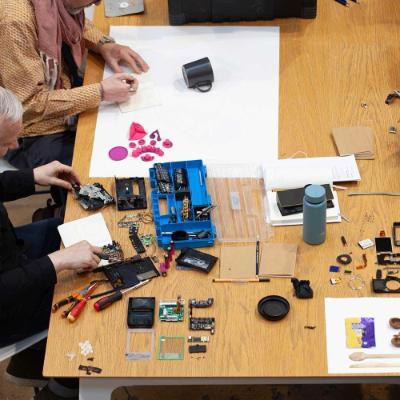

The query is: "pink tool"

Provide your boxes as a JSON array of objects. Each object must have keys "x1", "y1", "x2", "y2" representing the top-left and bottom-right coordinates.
[{"x1": 129, "y1": 122, "x2": 147, "y2": 141}]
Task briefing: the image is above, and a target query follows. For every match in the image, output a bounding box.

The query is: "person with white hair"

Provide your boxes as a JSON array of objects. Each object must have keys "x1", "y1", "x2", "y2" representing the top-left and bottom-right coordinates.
[{"x1": 0, "y1": 87, "x2": 102, "y2": 399}]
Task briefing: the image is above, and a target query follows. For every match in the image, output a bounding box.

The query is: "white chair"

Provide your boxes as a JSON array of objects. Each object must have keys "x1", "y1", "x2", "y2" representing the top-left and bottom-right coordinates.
[{"x1": 0, "y1": 330, "x2": 48, "y2": 395}]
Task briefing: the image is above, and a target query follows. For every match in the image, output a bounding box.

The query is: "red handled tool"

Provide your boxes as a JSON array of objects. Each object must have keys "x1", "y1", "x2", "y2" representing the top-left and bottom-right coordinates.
[{"x1": 93, "y1": 280, "x2": 150, "y2": 312}]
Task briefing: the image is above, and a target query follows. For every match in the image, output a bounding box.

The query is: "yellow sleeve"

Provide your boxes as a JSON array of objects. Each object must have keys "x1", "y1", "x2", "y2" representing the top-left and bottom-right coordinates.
[
  {"x1": 83, "y1": 18, "x2": 105, "y2": 52},
  {"x1": 0, "y1": 19, "x2": 101, "y2": 130}
]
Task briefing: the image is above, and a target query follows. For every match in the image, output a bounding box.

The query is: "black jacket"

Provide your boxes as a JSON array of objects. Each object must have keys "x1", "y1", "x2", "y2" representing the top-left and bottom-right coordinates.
[{"x1": 0, "y1": 170, "x2": 56, "y2": 310}]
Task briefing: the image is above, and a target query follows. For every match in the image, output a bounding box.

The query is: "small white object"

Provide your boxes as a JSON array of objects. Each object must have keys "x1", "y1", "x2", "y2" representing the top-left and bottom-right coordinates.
[
  {"x1": 330, "y1": 278, "x2": 341, "y2": 285},
  {"x1": 119, "y1": 1, "x2": 129, "y2": 8},
  {"x1": 230, "y1": 192, "x2": 241, "y2": 210},
  {"x1": 358, "y1": 238, "x2": 374, "y2": 250},
  {"x1": 66, "y1": 352, "x2": 76, "y2": 361},
  {"x1": 79, "y1": 340, "x2": 93, "y2": 357}
]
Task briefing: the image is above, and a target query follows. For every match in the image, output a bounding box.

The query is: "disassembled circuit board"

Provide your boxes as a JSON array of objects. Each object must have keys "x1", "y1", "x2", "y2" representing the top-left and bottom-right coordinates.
[
  {"x1": 159, "y1": 297, "x2": 185, "y2": 322},
  {"x1": 72, "y1": 183, "x2": 114, "y2": 210},
  {"x1": 189, "y1": 298, "x2": 215, "y2": 334}
]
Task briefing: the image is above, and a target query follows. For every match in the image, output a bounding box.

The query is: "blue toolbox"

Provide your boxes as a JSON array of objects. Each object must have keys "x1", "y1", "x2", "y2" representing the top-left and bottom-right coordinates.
[{"x1": 149, "y1": 160, "x2": 216, "y2": 249}]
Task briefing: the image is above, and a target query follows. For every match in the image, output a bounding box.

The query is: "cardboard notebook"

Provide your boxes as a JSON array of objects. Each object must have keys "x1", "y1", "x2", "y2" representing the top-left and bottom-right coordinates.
[
  {"x1": 220, "y1": 243, "x2": 297, "y2": 279},
  {"x1": 331, "y1": 127, "x2": 375, "y2": 160}
]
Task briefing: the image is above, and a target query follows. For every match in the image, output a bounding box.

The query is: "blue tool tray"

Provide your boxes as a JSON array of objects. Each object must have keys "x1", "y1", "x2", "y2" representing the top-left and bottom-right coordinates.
[{"x1": 149, "y1": 160, "x2": 216, "y2": 249}]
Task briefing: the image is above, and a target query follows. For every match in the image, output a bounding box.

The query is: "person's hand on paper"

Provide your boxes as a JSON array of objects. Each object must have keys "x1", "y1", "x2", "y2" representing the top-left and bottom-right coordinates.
[
  {"x1": 48, "y1": 241, "x2": 103, "y2": 273},
  {"x1": 99, "y1": 43, "x2": 149, "y2": 74},
  {"x1": 100, "y1": 73, "x2": 139, "y2": 103},
  {"x1": 33, "y1": 161, "x2": 81, "y2": 190}
]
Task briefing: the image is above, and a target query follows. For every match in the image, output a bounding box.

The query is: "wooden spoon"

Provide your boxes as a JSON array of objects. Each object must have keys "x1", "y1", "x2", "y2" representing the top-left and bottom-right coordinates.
[{"x1": 349, "y1": 352, "x2": 400, "y2": 361}]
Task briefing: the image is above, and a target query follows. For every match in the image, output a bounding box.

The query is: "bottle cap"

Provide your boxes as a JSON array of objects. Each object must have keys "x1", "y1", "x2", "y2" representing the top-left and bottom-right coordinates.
[{"x1": 304, "y1": 185, "x2": 326, "y2": 204}]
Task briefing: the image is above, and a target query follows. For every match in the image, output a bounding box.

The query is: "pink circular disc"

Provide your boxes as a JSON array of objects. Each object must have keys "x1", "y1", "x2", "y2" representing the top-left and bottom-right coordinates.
[
  {"x1": 150, "y1": 140, "x2": 156, "y2": 146},
  {"x1": 109, "y1": 146, "x2": 128, "y2": 161},
  {"x1": 141, "y1": 154, "x2": 154, "y2": 162},
  {"x1": 129, "y1": 142, "x2": 137, "y2": 148},
  {"x1": 138, "y1": 139, "x2": 146, "y2": 145}
]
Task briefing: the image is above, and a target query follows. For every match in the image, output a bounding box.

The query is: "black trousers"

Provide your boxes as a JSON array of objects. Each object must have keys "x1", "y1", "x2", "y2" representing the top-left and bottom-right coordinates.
[
  {"x1": 5, "y1": 131, "x2": 76, "y2": 205},
  {"x1": 0, "y1": 218, "x2": 61, "y2": 347}
]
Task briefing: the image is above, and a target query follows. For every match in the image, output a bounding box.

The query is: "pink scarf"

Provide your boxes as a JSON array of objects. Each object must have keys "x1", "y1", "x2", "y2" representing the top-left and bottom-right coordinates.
[{"x1": 30, "y1": 0, "x2": 85, "y2": 89}]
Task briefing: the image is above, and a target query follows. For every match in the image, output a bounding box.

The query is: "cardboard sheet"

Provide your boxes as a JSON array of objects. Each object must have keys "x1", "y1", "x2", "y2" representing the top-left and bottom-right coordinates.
[
  {"x1": 258, "y1": 243, "x2": 297, "y2": 277},
  {"x1": 332, "y1": 127, "x2": 375, "y2": 160},
  {"x1": 89, "y1": 26, "x2": 280, "y2": 178},
  {"x1": 325, "y1": 298, "x2": 400, "y2": 374},
  {"x1": 220, "y1": 244, "x2": 257, "y2": 279}
]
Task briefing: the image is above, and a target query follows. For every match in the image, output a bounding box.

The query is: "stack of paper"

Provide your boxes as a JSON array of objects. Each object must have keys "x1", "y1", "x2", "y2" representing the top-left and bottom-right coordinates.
[
  {"x1": 332, "y1": 127, "x2": 375, "y2": 160},
  {"x1": 262, "y1": 155, "x2": 361, "y2": 191},
  {"x1": 266, "y1": 190, "x2": 341, "y2": 226}
]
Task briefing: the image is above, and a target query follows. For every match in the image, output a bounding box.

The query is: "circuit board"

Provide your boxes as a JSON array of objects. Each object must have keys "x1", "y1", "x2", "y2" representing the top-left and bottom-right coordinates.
[{"x1": 159, "y1": 299, "x2": 185, "y2": 322}]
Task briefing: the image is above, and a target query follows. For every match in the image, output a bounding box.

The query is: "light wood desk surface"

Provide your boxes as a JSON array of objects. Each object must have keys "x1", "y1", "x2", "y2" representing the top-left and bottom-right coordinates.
[{"x1": 44, "y1": 0, "x2": 400, "y2": 379}]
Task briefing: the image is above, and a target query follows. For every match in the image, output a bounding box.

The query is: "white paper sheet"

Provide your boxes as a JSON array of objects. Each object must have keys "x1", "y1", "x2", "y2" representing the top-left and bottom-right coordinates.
[
  {"x1": 263, "y1": 155, "x2": 361, "y2": 190},
  {"x1": 325, "y1": 298, "x2": 400, "y2": 374},
  {"x1": 89, "y1": 26, "x2": 280, "y2": 177},
  {"x1": 265, "y1": 190, "x2": 341, "y2": 226},
  {"x1": 57, "y1": 213, "x2": 112, "y2": 248},
  {"x1": 118, "y1": 82, "x2": 162, "y2": 113}
]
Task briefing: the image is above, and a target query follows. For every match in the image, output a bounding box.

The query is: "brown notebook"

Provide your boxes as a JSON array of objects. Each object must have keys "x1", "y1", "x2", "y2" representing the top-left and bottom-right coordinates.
[{"x1": 258, "y1": 243, "x2": 297, "y2": 278}]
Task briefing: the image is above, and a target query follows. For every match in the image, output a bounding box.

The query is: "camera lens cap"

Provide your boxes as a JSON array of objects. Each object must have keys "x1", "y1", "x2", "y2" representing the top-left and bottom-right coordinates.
[{"x1": 257, "y1": 295, "x2": 290, "y2": 321}]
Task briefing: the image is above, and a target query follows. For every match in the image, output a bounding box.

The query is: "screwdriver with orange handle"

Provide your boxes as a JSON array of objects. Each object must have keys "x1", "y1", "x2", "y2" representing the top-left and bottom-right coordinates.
[{"x1": 93, "y1": 280, "x2": 150, "y2": 312}]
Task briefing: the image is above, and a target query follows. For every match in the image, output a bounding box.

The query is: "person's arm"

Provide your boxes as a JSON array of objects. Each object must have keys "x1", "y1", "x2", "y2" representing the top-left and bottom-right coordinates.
[
  {"x1": 83, "y1": 18, "x2": 104, "y2": 53},
  {"x1": 0, "y1": 169, "x2": 35, "y2": 202},
  {"x1": 0, "y1": 257, "x2": 57, "y2": 308},
  {"x1": 0, "y1": 19, "x2": 101, "y2": 128}
]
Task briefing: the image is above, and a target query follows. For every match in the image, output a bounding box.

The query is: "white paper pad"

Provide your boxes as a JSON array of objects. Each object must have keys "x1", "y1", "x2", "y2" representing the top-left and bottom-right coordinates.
[
  {"x1": 325, "y1": 298, "x2": 400, "y2": 374},
  {"x1": 263, "y1": 155, "x2": 361, "y2": 190},
  {"x1": 118, "y1": 82, "x2": 162, "y2": 113},
  {"x1": 265, "y1": 190, "x2": 341, "y2": 226},
  {"x1": 89, "y1": 26, "x2": 280, "y2": 177},
  {"x1": 57, "y1": 213, "x2": 112, "y2": 248}
]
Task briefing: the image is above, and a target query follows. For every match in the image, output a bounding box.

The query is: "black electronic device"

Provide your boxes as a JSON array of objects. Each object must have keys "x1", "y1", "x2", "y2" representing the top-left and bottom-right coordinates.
[
  {"x1": 175, "y1": 248, "x2": 218, "y2": 273},
  {"x1": 168, "y1": 0, "x2": 317, "y2": 25},
  {"x1": 115, "y1": 177, "x2": 147, "y2": 211},
  {"x1": 182, "y1": 58, "x2": 214, "y2": 93},
  {"x1": 393, "y1": 222, "x2": 400, "y2": 246},
  {"x1": 95, "y1": 256, "x2": 159, "y2": 289},
  {"x1": 276, "y1": 184, "x2": 334, "y2": 216},
  {"x1": 372, "y1": 270, "x2": 400, "y2": 293},
  {"x1": 129, "y1": 226, "x2": 146, "y2": 254},
  {"x1": 127, "y1": 297, "x2": 156, "y2": 328},
  {"x1": 375, "y1": 237, "x2": 393, "y2": 253}
]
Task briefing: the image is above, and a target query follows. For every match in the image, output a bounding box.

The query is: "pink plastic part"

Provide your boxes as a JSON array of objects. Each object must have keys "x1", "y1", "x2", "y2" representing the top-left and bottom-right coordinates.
[
  {"x1": 141, "y1": 154, "x2": 154, "y2": 162},
  {"x1": 129, "y1": 122, "x2": 147, "y2": 141},
  {"x1": 162, "y1": 139, "x2": 173, "y2": 149},
  {"x1": 129, "y1": 142, "x2": 137, "y2": 148},
  {"x1": 138, "y1": 139, "x2": 146, "y2": 145},
  {"x1": 149, "y1": 130, "x2": 161, "y2": 141},
  {"x1": 132, "y1": 149, "x2": 141, "y2": 158},
  {"x1": 109, "y1": 146, "x2": 128, "y2": 161},
  {"x1": 150, "y1": 140, "x2": 156, "y2": 146}
]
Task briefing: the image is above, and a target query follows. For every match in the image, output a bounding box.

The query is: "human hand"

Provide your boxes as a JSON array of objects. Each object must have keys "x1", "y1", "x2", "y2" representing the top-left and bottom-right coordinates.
[
  {"x1": 33, "y1": 161, "x2": 80, "y2": 190},
  {"x1": 99, "y1": 43, "x2": 149, "y2": 74},
  {"x1": 100, "y1": 73, "x2": 139, "y2": 103},
  {"x1": 48, "y1": 241, "x2": 103, "y2": 273}
]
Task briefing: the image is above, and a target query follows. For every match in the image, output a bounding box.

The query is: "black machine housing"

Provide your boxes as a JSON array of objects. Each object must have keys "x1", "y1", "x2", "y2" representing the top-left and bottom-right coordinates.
[{"x1": 168, "y1": 0, "x2": 317, "y2": 25}]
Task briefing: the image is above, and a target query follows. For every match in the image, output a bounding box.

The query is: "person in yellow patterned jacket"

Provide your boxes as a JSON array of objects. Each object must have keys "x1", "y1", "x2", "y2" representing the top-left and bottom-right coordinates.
[{"x1": 0, "y1": 0, "x2": 148, "y2": 204}]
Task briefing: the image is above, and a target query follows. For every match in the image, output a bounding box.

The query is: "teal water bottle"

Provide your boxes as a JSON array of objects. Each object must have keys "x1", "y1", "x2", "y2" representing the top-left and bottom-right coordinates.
[{"x1": 303, "y1": 185, "x2": 327, "y2": 245}]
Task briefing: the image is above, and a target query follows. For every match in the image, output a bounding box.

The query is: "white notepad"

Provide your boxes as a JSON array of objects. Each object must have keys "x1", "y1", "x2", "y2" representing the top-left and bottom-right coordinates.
[{"x1": 57, "y1": 213, "x2": 112, "y2": 248}]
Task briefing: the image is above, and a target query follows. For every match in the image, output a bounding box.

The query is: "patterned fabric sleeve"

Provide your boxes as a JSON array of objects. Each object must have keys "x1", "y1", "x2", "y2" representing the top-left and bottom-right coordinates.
[{"x1": 84, "y1": 18, "x2": 105, "y2": 52}]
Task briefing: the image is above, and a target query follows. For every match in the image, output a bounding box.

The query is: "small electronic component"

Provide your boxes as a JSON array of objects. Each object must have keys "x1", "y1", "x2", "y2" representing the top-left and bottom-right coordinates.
[
  {"x1": 389, "y1": 126, "x2": 397, "y2": 134},
  {"x1": 115, "y1": 177, "x2": 147, "y2": 211},
  {"x1": 174, "y1": 168, "x2": 189, "y2": 192},
  {"x1": 355, "y1": 254, "x2": 368, "y2": 270},
  {"x1": 336, "y1": 254, "x2": 352, "y2": 265},
  {"x1": 158, "y1": 336, "x2": 185, "y2": 360},
  {"x1": 329, "y1": 265, "x2": 340, "y2": 273},
  {"x1": 102, "y1": 241, "x2": 124, "y2": 263},
  {"x1": 189, "y1": 298, "x2": 215, "y2": 334},
  {"x1": 129, "y1": 226, "x2": 146, "y2": 254},
  {"x1": 358, "y1": 238, "x2": 374, "y2": 250},
  {"x1": 78, "y1": 365, "x2": 102, "y2": 375},
  {"x1": 175, "y1": 248, "x2": 218, "y2": 273},
  {"x1": 330, "y1": 277, "x2": 342, "y2": 285},
  {"x1": 188, "y1": 344, "x2": 207, "y2": 354},
  {"x1": 377, "y1": 253, "x2": 400, "y2": 265},
  {"x1": 188, "y1": 336, "x2": 210, "y2": 343},
  {"x1": 181, "y1": 196, "x2": 190, "y2": 221},
  {"x1": 375, "y1": 237, "x2": 393, "y2": 253},
  {"x1": 155, "y1": 163, "x2": 172, "y2": 193},
  {"x1": 72, "y1": 183, "x2": 114, "y2": 210},
  {"x1": 341, "y1": 236, "x2": 347, "y2": 246},
  {"x1": 393, "y1": 222, "x2": 400, "y2": 246},
  {"x1": 159, "y1": 297, "x2": 185, "y2": 322},
  {"x1": 385, "y1": 90, "x2": 400, "y2": 105}
]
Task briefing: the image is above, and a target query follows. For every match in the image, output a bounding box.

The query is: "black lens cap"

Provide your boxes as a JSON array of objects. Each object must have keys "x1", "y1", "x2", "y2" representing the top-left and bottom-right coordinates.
[{"x1": 257, "y1": 295, "x2": 290, "y2": 321}]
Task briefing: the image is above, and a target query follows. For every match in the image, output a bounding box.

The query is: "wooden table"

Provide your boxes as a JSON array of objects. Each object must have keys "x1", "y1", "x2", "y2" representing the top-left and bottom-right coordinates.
[{"x1": 44, "y1": 0, "x2": 400, "y2": 398}]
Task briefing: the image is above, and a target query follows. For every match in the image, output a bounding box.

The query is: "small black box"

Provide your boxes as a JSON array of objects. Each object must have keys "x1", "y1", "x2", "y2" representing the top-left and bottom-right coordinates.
[{"x1": 127, "y1": 297, "x2": 156, "y2": 329}]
